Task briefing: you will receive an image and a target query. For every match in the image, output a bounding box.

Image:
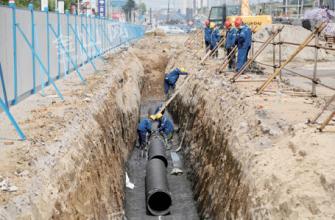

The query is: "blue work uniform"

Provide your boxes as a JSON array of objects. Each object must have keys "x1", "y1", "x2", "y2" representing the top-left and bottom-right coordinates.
[
  {"x1": 236, "y1": 25, "x2": 252, "y2": 71},
  {"x1": 225, "y1": 28, "x2": 237, "y2": 69},
  {"x1": 137, "y1": 118, "x2": 152, "y2": 147},
  {"x1": 158, "y1": 115, "x2": 174, "y2": 138},
  {"x1": 164, "y1": 68, "x2": 188, "y2": 94},
  {"x1": 225, "y1": 28, "x2": 237, "y2": 49},
  {"x1": 210, "y1": 28, "x2": 221, "y2": 50},
  {"x1": 204, "y1": 27, "x2": 212, "y2": 50}
]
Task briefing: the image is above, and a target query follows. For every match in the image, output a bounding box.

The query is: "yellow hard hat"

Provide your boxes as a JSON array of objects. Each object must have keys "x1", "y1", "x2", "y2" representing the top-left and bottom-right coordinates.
[
  {"x1": 149, "y1": 114, "x2": 156, "y2": 120},
  {"x1": 179, "y1": 67, "x2": 186, "y2": 73},
  {"x1": 210, "y1": 22, "x2": 216, "y2": 29},
  {"x1": 155, "y1": 113, "x2": 163, "y2": 120}
]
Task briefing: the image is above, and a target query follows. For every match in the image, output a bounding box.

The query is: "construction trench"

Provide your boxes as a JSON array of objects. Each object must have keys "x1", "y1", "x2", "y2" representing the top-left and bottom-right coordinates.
[{"x1": 1, "y1": 28, "x2": 335, "y2": 220}]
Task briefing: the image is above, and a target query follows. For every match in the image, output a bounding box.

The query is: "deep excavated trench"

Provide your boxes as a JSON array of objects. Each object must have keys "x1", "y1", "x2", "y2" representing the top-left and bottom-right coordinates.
[{"x1": 0, "y1": 36, "x2": 288, "y2": 219}]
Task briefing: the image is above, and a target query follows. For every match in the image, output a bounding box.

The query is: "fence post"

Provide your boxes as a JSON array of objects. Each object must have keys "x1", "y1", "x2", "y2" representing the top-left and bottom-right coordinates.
[
  {"x1": 85, "y1": 14, "x2": 89, "y2": 61},
  {"x1": 312, "y1": 33, "x2": 319, "y2": 97},
  {"x1": 278, "y1": 30, "x2": 282, "y2": 80},
  {"x1": 10, "y1": 3, "x2": 18, "y2": 104},
  {"x1": 0, "y1": 64, "x2": 9, "y2": 107},
  {"x1": 94, "y1": 16, "x2": 97, "y2": 56},
  {"x1": 75, "y1": 13, "x2": 78, "y2": 67},
  {"x1": 46, "y1": 8, "x2": 51, "y2": 85},
  {"x1": 90, "y1": 15, "x2": 93, "y2": 58},
  {"x1": 66, "y1": 10, "x2": 70, "y2": 74},
  {"x1": 29, "y1": 3, "x2": 37, "y2": 94},
  {"x1": 80, "y1": 14, "x2": 83, "y2": 65},
  {"x1": 272, "y1": 26, "x2": 276, "y2": 75},
  {"x1": 57, "y1": 10, "x2": 61, "y2": 79}
]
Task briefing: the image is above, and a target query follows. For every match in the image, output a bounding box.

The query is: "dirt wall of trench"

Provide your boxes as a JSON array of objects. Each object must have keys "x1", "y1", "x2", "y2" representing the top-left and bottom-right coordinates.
[
  {"x1": 0, "y1": 50, "x2": 144, "y2": 220},
  {"x1": 168, "y1": 73, "x2": 256, "y2": 219}
]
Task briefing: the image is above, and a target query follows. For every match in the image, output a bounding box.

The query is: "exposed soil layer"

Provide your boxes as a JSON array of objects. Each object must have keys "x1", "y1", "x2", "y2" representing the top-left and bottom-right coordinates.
[{"x1": 167, "y1": 32, "x2": 335, "y2": 219}]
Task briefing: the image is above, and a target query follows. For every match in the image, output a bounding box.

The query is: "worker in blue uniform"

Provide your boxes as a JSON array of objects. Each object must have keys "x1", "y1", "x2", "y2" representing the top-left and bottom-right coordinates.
[
  {"x1": 224, "y1": 20, "x2": 237, "y2": 70},
  {"x1": 157, "y1": 114, "x2": 174, "y2": 149},
  {"x1": 210, "y1": 22, "x2": 221, "y2": 58},
  {"x1": 235, "y1": 17, "x2": 252, "y2": 72},
  {"x1": 204, "y1": 19, "x2": 212, "y2": 52},
  {"x1": 137, "y1": 109, "x2": 153, "y2": 152},
  {"x1": 164, "y1": 67, "x2": 188, "y2": 96}
]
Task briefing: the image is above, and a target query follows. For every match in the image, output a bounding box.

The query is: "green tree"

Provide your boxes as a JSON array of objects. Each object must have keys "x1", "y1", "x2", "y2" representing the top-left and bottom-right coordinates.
[
  {"x1": 138, "y1": 2, "x2": 146, "y2": 15},
  {"x1": 122, "y1": 0, "x2": 136, "y2": 22},
  {"x1": 0, "y1": 0, "x2": 72, "y2": 11}
]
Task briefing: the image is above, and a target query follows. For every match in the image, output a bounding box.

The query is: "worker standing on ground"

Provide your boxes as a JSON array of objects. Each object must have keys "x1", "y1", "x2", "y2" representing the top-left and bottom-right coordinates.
[
  {"x1": 210, "y1": 22, "x2": 221, "y2": 58},
  {"x1": 157, "y1": 114, "x2": 174, "y2": 149},
  {"x1": 224, "y1": 20, "x2": 237, "y2": 70},
  {"x1": 235, "y1": 17, "x2": 252, "y2": 72},
  {"x1": 164, "y1": 68, "x2": 188, "y2": 97},
  {"x1": 204, "y1": 20, "x2": 212, "y2": 52},
  {"x1": 137, "y1": 109, "x2": 153, "y2": 157}
]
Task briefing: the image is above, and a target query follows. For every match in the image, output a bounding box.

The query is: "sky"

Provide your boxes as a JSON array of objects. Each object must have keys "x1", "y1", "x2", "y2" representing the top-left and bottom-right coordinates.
[
  {"x1": 138, "y1": 0, "x2": 188, "y2": 10},
  {"x1": 137, "y1": 0, "x2": 268, "y2": 10}
]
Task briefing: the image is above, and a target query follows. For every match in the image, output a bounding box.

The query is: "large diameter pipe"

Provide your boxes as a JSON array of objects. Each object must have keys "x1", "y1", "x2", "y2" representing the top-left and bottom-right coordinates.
[
  {"x1": 148, "y1": 137, "x2": 168, "y2": 167},
  {"x1": 145, "y1": 158, "x2": 172, "y2": 216}
]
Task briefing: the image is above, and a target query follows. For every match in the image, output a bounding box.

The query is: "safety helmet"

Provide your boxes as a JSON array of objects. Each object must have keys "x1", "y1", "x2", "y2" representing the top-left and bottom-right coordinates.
[
  {"x1": 209, "y1": 22, "x2": 216, "y2": 29},
  {"x1": 234, "y1": 17, "x2": 242, "y2": 28},
  {"x1": 179, "y1": 67, "x2": 187, "y2": 73},
  {"x1": 204, "y1": 19, "x2": 210, "y2": 26},
  {"x1": 155, "y1": 113, "x2": 163, "y2": 120},
  {"x1": 224, "y1": 20, "x2": 231, "y2": 29}
]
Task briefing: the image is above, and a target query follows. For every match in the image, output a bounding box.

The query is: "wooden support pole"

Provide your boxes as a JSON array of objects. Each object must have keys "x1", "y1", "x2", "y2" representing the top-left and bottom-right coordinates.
[
  {"x1": 310, "y1": 94, "x2": 335, "y2": 124},
  {"x1": 200, "y1": 37, "x2": 225, "y2": 64},
  {"x1": 318, "y1": 111, "x2": 335, "y2": 131},
  {"x1": 157, "y1": 75, "x2": 192, "y2": 115},
  {"x1": 312, "y1": 32, "x2": 319, "y2": 97},
  {"x1": 230, "y1": 25, "x2": 284, "y2": 82},
  {"x1": 279, "y1": 30, "x2": 282, "y2": 80},
  {"x1": 218, "y1": 46, "x2": 237, "y2": 72},
  {"x1": 256, "y1": 22, "x2": 327, "y2": 94}
]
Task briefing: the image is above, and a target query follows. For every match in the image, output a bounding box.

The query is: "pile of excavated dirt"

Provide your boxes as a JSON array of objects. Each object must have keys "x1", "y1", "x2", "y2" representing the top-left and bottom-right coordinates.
[
  {"x1": 254, "y1": 24, "x2": 335, "y2": 62},
  {"x1": 166, "y1": 34, "x2": 335, "y2": 219}
]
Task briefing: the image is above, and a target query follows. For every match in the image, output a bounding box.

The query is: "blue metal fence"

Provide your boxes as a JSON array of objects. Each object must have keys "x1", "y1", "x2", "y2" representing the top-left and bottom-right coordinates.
[{"x1": 0, "y1": 4, "x2": 145, "y2": 140}]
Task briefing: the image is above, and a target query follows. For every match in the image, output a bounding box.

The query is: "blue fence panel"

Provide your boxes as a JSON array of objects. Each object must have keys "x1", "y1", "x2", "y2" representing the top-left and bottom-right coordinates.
[{"x1": 0, "y1": 4, "x2": 144, "y2": 140}]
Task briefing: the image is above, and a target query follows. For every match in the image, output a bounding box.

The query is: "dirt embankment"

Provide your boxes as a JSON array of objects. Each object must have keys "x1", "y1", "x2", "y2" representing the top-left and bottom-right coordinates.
[
  {"x1": 167, "y1": 34, "x2": 335, "y2": 219},
  {"x1": 0, "y1": 50, "x2": 144, "y2": 219},
  {"x1": 0, "y1": 35, "x2": 181, "y2": 220}
]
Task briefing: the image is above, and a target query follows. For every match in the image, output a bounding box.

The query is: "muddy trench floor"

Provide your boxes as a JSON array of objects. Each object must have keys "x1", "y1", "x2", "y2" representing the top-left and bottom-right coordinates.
[{"x1": 125, "y1": 100, "x2": 199, "y2": 220}]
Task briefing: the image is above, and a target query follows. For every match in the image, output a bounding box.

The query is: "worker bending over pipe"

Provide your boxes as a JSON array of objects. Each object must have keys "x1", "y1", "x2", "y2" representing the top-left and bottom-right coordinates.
[
  {"x1": 156, "y1": 114, "x2": 174, "y2": 149},
  {"x1": 137, "y1": 109, "x2": 154, "y2": 157},
  {"x1": 164, "y1": 67, "x2": 188, "y2": 97}
]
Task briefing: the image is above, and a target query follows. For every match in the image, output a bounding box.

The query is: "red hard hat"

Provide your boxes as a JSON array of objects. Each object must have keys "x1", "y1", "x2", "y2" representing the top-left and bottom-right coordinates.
[
  {"x1": 234, "y1": 17, "x2": 242, "y2": 28},
  {"x1": 204, "y1": 19, "x2": 210, "y2": 26},
  {"x1": 224, "y1": 20, "x2": 231, "y2": 29}
]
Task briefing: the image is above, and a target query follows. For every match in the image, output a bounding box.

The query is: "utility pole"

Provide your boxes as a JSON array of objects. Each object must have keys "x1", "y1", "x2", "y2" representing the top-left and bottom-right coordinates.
[
  {"x1": 167, "y1": 0, "x2": 170, "y2": 22},
  {"x1": 150, "y1": 8, "x2": 152, "y2": 25},
  {"x1": 193, "y1": 0, "x2": 196, "y2": 15}
]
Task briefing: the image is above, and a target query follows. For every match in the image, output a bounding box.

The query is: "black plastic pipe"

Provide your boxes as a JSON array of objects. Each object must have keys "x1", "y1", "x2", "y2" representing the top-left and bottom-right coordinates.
[
  {"x1": 145, "y1": 158, "x2": 172, "y2": 216},
  {"x1": 148, "y1": 137, "x2": 168, "y2": 167}
]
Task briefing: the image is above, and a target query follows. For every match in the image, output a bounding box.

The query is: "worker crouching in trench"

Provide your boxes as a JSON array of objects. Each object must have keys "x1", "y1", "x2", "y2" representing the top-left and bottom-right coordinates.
[{"x1": 137, "y1": 106, "x2": 175, "y2": 159}]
